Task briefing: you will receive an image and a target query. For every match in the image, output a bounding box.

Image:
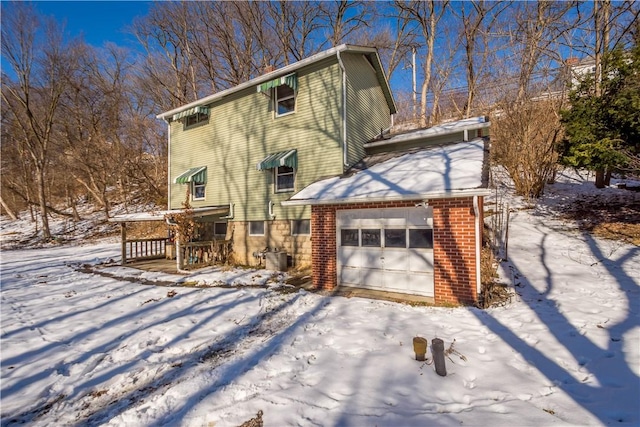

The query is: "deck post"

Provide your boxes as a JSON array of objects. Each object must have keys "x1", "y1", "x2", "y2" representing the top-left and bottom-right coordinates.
[{"x1": 121, "y1": 223, "x2": 127, "y2": 265}]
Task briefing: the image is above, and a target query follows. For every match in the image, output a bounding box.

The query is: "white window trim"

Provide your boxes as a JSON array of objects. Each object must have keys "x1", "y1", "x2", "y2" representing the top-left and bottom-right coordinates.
[
  {"x1": 275, "y1": 85, "x2": 295, "y2": 117},
  {"x1": 192, "y1": 181, "x2": 206, "y2": 201},
  {"x1": 275, "y1": 166, "x2": 295, "y2": 193},
  {"x1": 249, "y1": 221, "x2": 265, "y2": 236}
]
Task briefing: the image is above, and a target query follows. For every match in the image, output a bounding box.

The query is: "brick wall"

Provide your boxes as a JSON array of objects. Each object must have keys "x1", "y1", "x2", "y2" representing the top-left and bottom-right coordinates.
[
  {"x1": 430, "y1": 198, "x2": 479, "y2": 306},
  {"x1": 311, "y1": 197, "x2": 482, "y2": 306},
  {"x1": 228, "y1": 220, "x2": 312, "y2": 267}
]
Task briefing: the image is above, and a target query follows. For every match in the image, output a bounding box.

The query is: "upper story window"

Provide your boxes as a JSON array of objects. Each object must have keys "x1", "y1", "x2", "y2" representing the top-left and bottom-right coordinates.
[
  {"x1": 275, "y1": 166, "x2": 295, "y2": 192},
  {"x1": 275, "y1": 84, "x2": 295, "y2": 117},
  {"x1": 192, "y1": 180, "x2": 205, "y2": 200},
  {"x1": 185, "y1": 111, "x2": 209, "y2": 128},
  {"x1": 172, "y1": 106, "x2": 209, "y2": 129}
]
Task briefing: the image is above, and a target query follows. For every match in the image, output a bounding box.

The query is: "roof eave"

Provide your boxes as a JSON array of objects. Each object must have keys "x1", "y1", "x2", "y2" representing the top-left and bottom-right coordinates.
[{"x1": 281, "y1": 188, "x2": 492, "y2": 207}]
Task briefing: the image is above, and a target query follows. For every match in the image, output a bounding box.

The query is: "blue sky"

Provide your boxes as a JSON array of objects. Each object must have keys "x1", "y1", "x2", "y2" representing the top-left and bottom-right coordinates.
[{"x1": 32, "y1": 1, "x2": 151, "y2": 49}]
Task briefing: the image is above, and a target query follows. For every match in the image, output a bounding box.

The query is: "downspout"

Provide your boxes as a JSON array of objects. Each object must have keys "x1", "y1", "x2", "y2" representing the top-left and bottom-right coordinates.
[
  {"x1": 336, "y1": 51, "x2": 348, "y2": 167},
  {"x1": 473, "y1": 195, "x2": 482, "y2": 297},
  {"x1": 164, "y1": 118, "x2": 172, "y2": 210}
]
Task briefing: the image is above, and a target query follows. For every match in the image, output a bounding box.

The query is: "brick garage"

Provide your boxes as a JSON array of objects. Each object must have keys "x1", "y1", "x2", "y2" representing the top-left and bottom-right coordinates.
[{"x1": 311, "y1": 197, "x2": 483, "y2": 306}]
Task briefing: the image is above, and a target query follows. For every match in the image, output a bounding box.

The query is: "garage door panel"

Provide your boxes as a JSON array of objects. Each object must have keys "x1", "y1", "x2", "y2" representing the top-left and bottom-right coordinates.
[
  {"x1": 408, "y1": 250, "x2": 434, "y2": 272},
  {"x1": 339, "y1": 246, "x2": 361, "y2": 267},
  {"x1": 407, "y1": 273, "x2": 434, "y2": 297},
  {"x1": 340, "y1": 266, "x2": 360, "y2": 286},
  {"x1": 382, "y1": 249, "x2": 409, "y2": 271},
  {"x1": 360, "y1": 268, "x2": 385, "y2": 289}
]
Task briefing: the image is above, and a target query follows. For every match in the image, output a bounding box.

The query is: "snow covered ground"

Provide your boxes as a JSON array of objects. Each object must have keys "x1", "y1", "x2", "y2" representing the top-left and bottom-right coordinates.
[{"x1": 1, "y1": 171, "x2": 639, "y2": 426}]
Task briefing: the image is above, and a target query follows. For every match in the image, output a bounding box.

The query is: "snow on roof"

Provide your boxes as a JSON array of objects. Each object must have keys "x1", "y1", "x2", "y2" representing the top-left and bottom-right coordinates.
[
  {"x1": 285, "y1": 138, "x2": 489, "y2": 206},
  {"x1": 109, "y1": 206, "x2": 229, "y2": 222},
  {"x1": 365, "y1": 116, "x2": 490, "y2": 149}
]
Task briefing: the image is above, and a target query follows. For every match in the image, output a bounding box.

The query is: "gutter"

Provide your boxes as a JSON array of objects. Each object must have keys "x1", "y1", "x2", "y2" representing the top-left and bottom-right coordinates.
[
  {"x1": 282, "y1": 188, "x2": 492, "y2": 207},
  {"x1": 337, "y1": 50, "x2": 349, "y2": 167},
  {"x1": 473, "y1": 195, "x2": 482, "y2": 297}
]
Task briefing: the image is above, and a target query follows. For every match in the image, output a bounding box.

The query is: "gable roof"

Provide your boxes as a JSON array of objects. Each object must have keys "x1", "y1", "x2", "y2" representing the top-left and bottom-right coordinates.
[
  {"x1": 157, "y1": 44, "x2": 396, "y2": 120},
  {"x1": 283, "y1": 138, "x2": 490, "y2": 206}
]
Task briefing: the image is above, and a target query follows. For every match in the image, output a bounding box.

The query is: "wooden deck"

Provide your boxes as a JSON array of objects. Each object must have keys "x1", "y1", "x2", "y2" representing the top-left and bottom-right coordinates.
[{"x1": 125, "y1": 258, "x2": 185, "y2": 274}]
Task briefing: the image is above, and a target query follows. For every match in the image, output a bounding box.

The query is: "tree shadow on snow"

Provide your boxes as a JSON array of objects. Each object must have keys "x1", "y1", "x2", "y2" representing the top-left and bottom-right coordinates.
[{"x1": 472, "y1": 227, "x2": 639, "y2": 425}]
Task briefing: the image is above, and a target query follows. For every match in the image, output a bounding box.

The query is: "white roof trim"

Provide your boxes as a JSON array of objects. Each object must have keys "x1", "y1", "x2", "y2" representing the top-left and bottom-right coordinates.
[
  {"x1": 157, "y1": 44, "x2": 380, "y2": 120},
  {"x1": 109, "y1": 206, "x2": 230, "y2": 222},
  {"x1": 281, "y1": 188, "x2": 492, "y2": 207}
]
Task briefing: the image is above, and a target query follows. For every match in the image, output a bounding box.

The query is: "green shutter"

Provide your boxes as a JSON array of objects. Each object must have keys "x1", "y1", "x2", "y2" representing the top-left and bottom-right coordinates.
[
  {"x1": 257, "y1": 149, "x2": 297, "y2": 171},
  {"x1": 174, "y1": 166, "x2": 207, "y2": 184}
]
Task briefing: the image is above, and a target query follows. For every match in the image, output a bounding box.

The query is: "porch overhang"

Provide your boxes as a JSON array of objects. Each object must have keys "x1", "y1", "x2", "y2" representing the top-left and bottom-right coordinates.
[{"x1": 109, "y1": 205, "x2": 230, "y2": 222}]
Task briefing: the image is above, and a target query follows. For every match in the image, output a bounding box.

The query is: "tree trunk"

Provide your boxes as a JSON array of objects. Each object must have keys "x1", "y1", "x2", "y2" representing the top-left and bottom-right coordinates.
[
  {"x1": 595, "y1": 169, "x2": 606, "y2": 188},
  {"x1": 604, "y1": 168, "x2": 612, "y2": 186},
  {"x1": 0, "y1": 196, "x2": 19, "y2": 220},
  {"x1": 36, "y1": 167, "x2": 52, "y2": 239}
]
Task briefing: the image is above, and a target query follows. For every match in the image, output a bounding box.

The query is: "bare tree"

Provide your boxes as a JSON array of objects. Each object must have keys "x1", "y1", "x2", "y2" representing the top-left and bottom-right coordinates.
[
  {"x1": 394, "y1": 0, "x2": 449, "y2": 127},
  {"x1": 1, "y1": 4, "x2": 81, "y2": 239},
  {"x1": 492, "y1": 99, "x2": 564, "y2": 199},
  {"x1": 454, "y1": 1, "x2": 510, "y2": 117}
]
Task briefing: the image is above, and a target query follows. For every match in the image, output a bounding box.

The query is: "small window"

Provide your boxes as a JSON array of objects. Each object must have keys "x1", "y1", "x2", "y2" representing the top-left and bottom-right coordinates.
[
  {"x1": 214, "y1": 222, "x2": 227, "y2": 237},
  {"x1": 192, "y1": 181, "x2": 205, "y2": 200},
  {"x1": 384, "y1": 229, "x2": 406, "y2": 248},
  {"x1": 249, "y1": 221, "x2": 265, "y2": 236},
  {"x1": 185, "y1": 112, "x2": 209, "y2": 128},
  {"x1": 361, "y1": 229, "x2": 381, "y2": 247},
  {"x1": 275, "y1": 84, "x2": 295, "y2": 116},
  {"x1": 341, "y1": 229, "x2": 359, "y2": 246},
  {"x1": 409, "y1": 229, "x2": 433, "y2": 249},
  {"x1": 291, "y1": 219, "x2": 310, "y2": 235},
  {"x1": 275, "y1": 166, "x2": 295, "y2": 192}
]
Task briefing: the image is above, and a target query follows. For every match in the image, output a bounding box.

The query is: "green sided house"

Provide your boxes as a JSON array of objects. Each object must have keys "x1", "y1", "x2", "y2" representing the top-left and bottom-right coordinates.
[
  {"x1": 157, "y1": 44, "x2": 396, "y2": 268},
  {"x1": 114, "y1": 44, "x2": 492, "y2": 306}
]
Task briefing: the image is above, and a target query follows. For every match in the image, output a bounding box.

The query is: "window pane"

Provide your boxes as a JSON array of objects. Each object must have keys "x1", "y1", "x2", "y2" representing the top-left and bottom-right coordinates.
[
  {"x1": 341, "y1": 229, "x2": 359, "y2": 246},
  {"x1": 276, "y1": 84, "x2": 295, "y2": 115},
  {"x1": 214, "y1": 222, "x2": 227, "y2": 236},
  {"x1": 249, "y1": 221, "x2": 265, "y2": 235},
  {"x1": 292, "y1": 219, "x2": 310, "y2": 235},
  {"x1": 277, "y1": 98, "x2": 295, "y2": 115},
  {"x1": 276, "y1": 166, "x2": 294, "y2": 191},
  {"x1": 193, "y1": 182, "x2": 205, "y2": 199},
  {"x1": 409, "y1": 229, "x2": 433, "y2": 249},
  {"x1": 361, "y1": 229, "x2": 381, "y2": 247},
  {"x1": 385, "y1": 229, "x2": 406, "y2": 248}
]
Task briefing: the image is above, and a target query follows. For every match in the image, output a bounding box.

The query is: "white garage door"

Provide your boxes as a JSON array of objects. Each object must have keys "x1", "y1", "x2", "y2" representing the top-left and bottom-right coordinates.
[{"x1": 337, "y1": 207, "x2": 434, "y2": 297}]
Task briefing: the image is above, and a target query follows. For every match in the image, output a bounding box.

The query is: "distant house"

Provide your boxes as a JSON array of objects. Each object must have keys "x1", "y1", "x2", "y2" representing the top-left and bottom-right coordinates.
[{"x1": 116, "y1": 45, "x2": 491, "y2": 306}]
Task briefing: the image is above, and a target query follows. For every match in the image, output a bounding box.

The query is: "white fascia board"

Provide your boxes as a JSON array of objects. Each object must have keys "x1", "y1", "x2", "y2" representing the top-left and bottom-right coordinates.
[
  {"x1": 157, "y1": 44, "x2": 378, "y2": 120},
  {"x1": 281, "y1": 188, "x2": 492, "y2": 207}
]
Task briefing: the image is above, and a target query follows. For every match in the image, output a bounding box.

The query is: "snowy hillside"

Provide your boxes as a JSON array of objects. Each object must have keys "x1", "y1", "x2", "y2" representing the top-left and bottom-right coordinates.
[{"x1": 1, "y1": 170, "x2": 638, "y2": 426}]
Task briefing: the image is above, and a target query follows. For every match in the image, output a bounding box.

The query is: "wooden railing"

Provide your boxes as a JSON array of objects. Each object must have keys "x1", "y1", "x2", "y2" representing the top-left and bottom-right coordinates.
[
  {"x1": 180, "y1": 240, "x2": 231, "y2": 270},
  {"x1": 123, "y1": 238, "x2": 167, "y2": 264}
]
